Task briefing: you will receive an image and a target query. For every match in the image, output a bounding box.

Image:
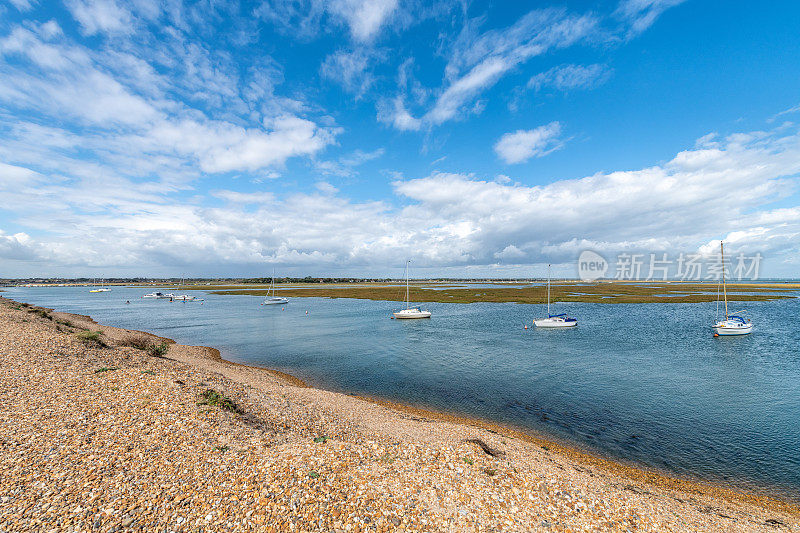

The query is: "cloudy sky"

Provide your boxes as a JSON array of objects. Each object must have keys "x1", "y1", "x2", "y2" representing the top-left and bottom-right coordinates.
[{"x1": 1, "y1": 0, "x2": 799, "y2": 278}]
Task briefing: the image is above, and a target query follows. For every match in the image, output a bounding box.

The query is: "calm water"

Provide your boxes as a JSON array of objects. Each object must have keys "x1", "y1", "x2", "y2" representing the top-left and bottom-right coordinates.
[{"x1": 5, "y1": 285, "x2": 800, "y2": 499}]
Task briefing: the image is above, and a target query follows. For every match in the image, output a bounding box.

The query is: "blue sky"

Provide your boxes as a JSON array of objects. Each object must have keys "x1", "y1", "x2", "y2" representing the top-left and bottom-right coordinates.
[{"x1": 1, "y1": 0, "x2": 799, "y2": 278}]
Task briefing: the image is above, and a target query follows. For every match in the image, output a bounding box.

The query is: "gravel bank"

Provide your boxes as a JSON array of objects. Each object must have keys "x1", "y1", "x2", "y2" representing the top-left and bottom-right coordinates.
[{"x1": 0, "y1": 296, "x2": 797, "y2": 532}]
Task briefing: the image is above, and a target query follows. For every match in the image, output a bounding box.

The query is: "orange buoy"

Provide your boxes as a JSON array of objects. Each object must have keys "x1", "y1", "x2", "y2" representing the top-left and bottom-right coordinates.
[
  {"x1": 713, "y1": 333, "x2": 719, "y2": 337},
  {"x1": 524, "y1": 325, "x2": 528, "y2": 330}
]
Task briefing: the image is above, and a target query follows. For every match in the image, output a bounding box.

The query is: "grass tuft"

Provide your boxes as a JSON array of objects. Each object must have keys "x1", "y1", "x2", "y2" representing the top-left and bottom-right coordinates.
[
  {"x1": 77, "y1": 330, "x2": 107, "y2": 348},
  {"x1": 483, "y1": 467, "x2": 496, "y2": 476},
  {"x1": 313, "y1": 436, "x2": 328, "y2": 443},
  {"x1": 198, "y1": 389, "x2": 239, "y2": 412},
  {"x1": 28, "y1": 308, "x2": 53, "y2": 320},
  {"x1": 119, "y1": 336, "x2": 169, "y2": 357},
  {"x1": 308, "y1": 471, "x2": 320, "y2": 479},
  {"x1": 463, "y1": 457, "x2": 474, "y2": 465},
  {"x1": 94, "y1": 366, "x2": 119, "y2": 374}
]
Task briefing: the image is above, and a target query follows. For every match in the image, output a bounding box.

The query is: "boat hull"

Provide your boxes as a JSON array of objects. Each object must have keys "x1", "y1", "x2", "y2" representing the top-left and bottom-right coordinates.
[
  {"x1": 713, "y1": 324, "x2": 753, "y2": 335},
  {"x1": 534, "y1": 318, "x2": 577, "y2": 328},
  {"x1": 262, "y1": 298, "x2": 289, "y2": 305},
  {"x1": 393, "y1": 310, "x2": 431, "y2": 319}
]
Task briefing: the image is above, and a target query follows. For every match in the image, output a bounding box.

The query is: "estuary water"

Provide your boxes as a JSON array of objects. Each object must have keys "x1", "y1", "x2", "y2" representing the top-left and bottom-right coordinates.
[{"x1": 5, "y1": 285, "x2": 800, "y2": 500}]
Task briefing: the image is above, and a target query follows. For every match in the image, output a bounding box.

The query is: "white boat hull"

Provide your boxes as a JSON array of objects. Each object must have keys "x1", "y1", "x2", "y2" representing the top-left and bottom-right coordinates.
[
  {"x1": 393, "y1": 309, "x2": 431, "y2": 319},
  {"x1": 262, "y1": 298, "x2": 288, "y2": 305},
  {"x1": 713, "y1": 322, "x2": 753, "y2": 335},
  {"x1": 534, "y1": 318, "x2": 577, "y2": 328}
]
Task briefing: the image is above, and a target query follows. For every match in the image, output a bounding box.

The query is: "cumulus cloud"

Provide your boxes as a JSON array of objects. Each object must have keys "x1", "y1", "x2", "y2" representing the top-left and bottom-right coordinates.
[
  {"x1": 6, "y1": 122, "x2": 798, "y2": 276},
  {"x1": 320, "y1": 48, "x2": 378, "y2": 97},
  {"x1": 494, "y1": 122, "x2": 564, "y2": 164},
  {"x1": 328, "y1": 0, "x2": 398, "y2": 42}
]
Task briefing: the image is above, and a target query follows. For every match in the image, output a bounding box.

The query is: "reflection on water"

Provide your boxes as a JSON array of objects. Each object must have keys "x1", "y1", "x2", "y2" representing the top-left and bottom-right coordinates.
[{"x1": 6, "y1": 285, "x2": 800, "y2": 500}]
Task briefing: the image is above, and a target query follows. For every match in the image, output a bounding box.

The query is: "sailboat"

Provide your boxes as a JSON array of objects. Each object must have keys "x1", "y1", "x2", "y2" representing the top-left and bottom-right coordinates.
[
  {"x1": 261, "y1": 271, "x2": 289, "y2": 305},
  {"x1": 392, "y1": 260, "x2": 431, "y2": 319},
  {"x1": 172, "y1": 277, "x2": 203, "y2": 301},
  {"x1": 712, "y1": 241, "x2": 753, "y2": 336},
  {"x1": 534, "y1": 264, "x2": 577, "y2": 328},
  {"x1": 89, "y1": 278, "x2": 111, "y2": 292}
]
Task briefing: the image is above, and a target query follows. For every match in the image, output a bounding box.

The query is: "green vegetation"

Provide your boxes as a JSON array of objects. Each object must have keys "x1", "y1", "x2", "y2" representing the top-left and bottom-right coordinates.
[
  {"x1": 140, "y1": 370, "x2": 155, "y2": 375},
  {"x1": 313, "y1": 436, "x2": 328, "y2": 443},
  {"x1": 308, "y1": 471, "x2": 320, "y2": 479},
  {"x1": 483, "y1": 468, "x2": 496, "y2": 476},
  {"x1": 94, "y1": 366, "x2": 119, "y2": 373},
  {"x1": 55, "y1": 318, "x2": 73, "y2": 327},
  {"x1": 147, "y1": 341, "x2": 169, "y2": 357},
  {"x1": 198, "y1": 389, "x2": 239, "y2": 412},
  {"x1": 28, "y1": 308, "x2": 53, "y2": 320},
  {"x1": 463, "y1": 457, "x2": 474, "y2": 465},
  {"x1": 214, "y1": 445, "x2": 230, "y2": 453},
  {"x1": 120, "y1": 336, "x2": 169, "y2": 357},
  {"x1": 209, "y1": 281, "x2": 799, "y2": 304},
  {"x1": 77, "y1": 330, "x2": 107, "y2": 348}
]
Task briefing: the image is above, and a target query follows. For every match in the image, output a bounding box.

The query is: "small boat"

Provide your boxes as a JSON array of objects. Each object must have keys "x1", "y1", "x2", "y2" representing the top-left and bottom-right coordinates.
[
  {"x1": 393, "y1": 260, "x2": 431, "y2": 319},
  {"x1": 89, "y1": 278, "x2": 111, "y2": 292},
  {"x1": 172, "y1": 294, "x2": 203, "y2": 302},
  {"x1": 713, "y1": 241, "x2": 753, "y2": 336},
  {"x1": 142, "y1": 292, "x2": 174, "y2": 299},
  {"x1": 262, "y1": 271, "x2": 288, "y2": 305},
  {"x1": 534, "y1": 264, "x2": 577, "y2": 328},
  {"x1": 172, "y1": 277, "x2": 203, "y2": 302}
]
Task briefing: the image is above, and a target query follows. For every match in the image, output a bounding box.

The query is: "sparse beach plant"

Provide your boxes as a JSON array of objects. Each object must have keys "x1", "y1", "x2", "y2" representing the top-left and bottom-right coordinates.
[
  {"x1": 147, "y1": 341, "x2": 169, "y2": 357},
  {"x1": 463, "y1": 457, "x2": 474, "y2": 465},
  {"x1": 313, "y1": 436, "x2": 328, "y2": 443},
  {"x1": 198, "y1": 389, "x2": 239, "y2": 412},
  {"x1": 28, "y1": 308, "x2": 53, "y2": 320},
  {"x1": 483, "y1": 468, "x2": 496, "y2": 476},
  {"x1": 308, "y1": 471, "x2": 320, "y2": 479},
  {"x1": 214, "y1": 445, "x2": 230, "y2": 453},
  {"x1": 140, "y1": 370, "x2": 155, "y2": 375},
  {"x1": 94, "y1": 366, "x2": 119, "y2": 374},
  {"x1": 77, "y1": 330, "x2": 107, "y2": 348}
]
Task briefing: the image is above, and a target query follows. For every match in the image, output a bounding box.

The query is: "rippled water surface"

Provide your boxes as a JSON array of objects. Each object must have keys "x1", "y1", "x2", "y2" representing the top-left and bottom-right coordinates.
[{"x1": 6, "y1": 285, "x2": 800, "y2": 499}]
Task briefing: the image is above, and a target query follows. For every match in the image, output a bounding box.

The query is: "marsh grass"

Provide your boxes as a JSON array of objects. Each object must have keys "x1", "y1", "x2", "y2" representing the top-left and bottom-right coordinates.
[{"x1": 209, "y1": 281, "x2": 797, "y2": 304}]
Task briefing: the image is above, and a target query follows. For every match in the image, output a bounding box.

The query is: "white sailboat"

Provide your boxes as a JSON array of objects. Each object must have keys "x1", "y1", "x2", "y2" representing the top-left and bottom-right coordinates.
[
  {"x1": 89, "y1": 278, "x2": 111, "y2": 292},
  {"x1": 393, "y1": 260, "x2": 431, "y2": 319},
  {"x1": 172, "y1": 277, "x2": 203, "y2": 302},
  {"x1": 261, "y1": 271, "x2": 289, "y2": 305},
  {"x1": 534, "y1": 264, "x2": 577, "y2": 328},
  {"x1": 712, "y1": 241, "x2": 753, "y2": 336}
]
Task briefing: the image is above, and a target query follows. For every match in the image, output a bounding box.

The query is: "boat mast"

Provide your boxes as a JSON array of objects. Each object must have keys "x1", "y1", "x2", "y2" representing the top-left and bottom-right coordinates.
[
  {"x1": 547, "y1": 264, "x2": 551, "y2": 317},
  {"x1": 271, "y1": 268, "x2": 275, "y2": 297},
  {"x1": 720, "y1": 241, "x2": 728, "y2": 320},
  {"x1": 405, "y1": 260, "x2": 410, "y2": 309}
]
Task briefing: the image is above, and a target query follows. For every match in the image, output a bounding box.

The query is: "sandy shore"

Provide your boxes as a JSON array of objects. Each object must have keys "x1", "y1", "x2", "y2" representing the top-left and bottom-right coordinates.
[{"x1": 0, "y1": 296, "x2": 797, "y2": 532}]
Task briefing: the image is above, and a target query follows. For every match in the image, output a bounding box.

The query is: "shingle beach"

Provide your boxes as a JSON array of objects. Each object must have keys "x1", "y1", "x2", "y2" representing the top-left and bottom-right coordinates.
[{"x1": 1, "y1": 296, "x2": 797, "y2": 532}]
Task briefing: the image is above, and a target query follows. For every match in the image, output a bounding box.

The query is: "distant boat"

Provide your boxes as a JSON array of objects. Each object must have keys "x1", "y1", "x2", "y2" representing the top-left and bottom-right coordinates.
[
  {"x1": 712, "y1": 241, "x2": 753, "y2": 336},
  {"x1": 534, "y1": 264, "x2": 577, "y2": 328},
  {"x1": 393, "y1": 260, "x2": 431, "y2": 319},
  {"x1": 262, "y1": 271, "x2": 289, "y2": 305},
  {"x1": 142, "y1": 291, "x2": 173, "y2": 299},
  {"x1": 172, "y1": 277, "x2": 204, "y2": 302},
  {"x1": 89, "y1": 278, "x2": 111, "y2": 292}
]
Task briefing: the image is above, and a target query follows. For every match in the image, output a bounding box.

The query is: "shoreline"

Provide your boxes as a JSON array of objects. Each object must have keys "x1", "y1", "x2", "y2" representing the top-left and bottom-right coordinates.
[
  {"x1": 2, "y1": 294, "x2": 798, "y2": 531},
  {"x1": 8, "y1": 295, "x2": 799, "y2": 510}
]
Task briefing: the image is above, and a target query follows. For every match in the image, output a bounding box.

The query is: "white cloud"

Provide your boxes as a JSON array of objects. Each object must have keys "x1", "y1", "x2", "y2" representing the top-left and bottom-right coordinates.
[
  {"x1": 65, "y1": 0, "x2": 134, "y2": 36},
  {"x1": 528, "y1": 64, "x2": 612, "y2": 92},
  {"x1": 382, "y1": 8, "x2": 598, "y2": 130},
  {"x1": 8, "y1": 0, "x2": 36, "y2": 11},
  {"x1": 494, "y1": 122, "x2": 564, "y2": 164},
  {"x1": 615, "y1": 0, "x2": 687, "y2": 37},
  {"x1": 320, "y1": 48, "x2": 377, "y2": 97},
  {"x1": 212, "y1": 190, "x2": 275, "y2": 204},
  {"x1": 328, "y1": 0, "x2": 398, "y2": 42}
]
